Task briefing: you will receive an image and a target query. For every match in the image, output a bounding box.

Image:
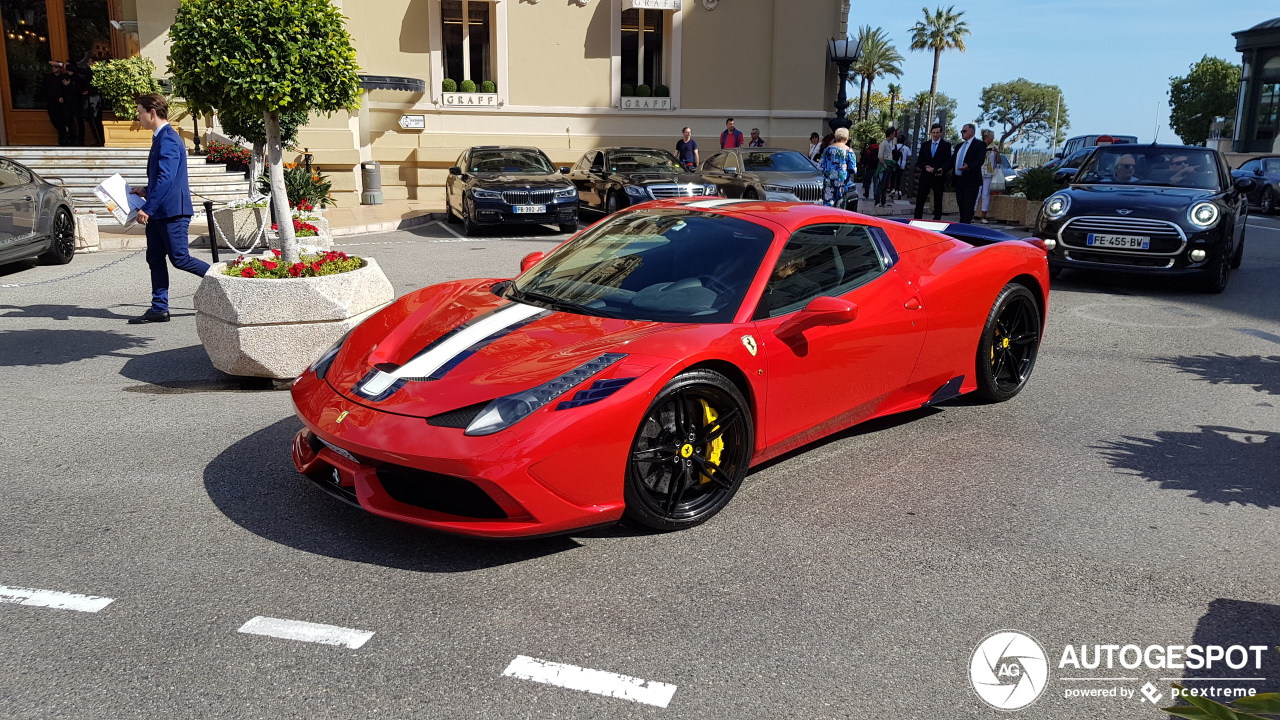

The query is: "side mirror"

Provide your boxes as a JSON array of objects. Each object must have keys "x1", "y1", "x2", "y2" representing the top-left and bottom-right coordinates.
[
  {"x1": 560, "y1": 166, "x2": 570, "y2": 174},
  {"x1": 520, "y1": 251, "x2": 546, "y2": 273},
  {"x1": 1054, "y1": 152, "x2": 1064, "y2": 159},
  {"x1": 1253, "y1": 167, "x2": 1265, "y2": 176},
  {"x1": 1052, "y1": 169, "x2": 1077, "y2": 185},
  {"x1": 777, "y1": 296, "x2": 858, "y2": 336},
  {"x1": 1234, "y1": 176, "x2": 1257, "y2": 193},
  {"x1": 449, "y1": 166, "x2": 462, "y2": 176}
]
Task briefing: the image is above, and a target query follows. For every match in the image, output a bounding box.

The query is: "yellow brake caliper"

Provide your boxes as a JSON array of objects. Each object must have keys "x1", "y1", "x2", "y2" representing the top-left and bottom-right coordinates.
[{"x1": 698, "y1": 399, "x2": 725, "y2": 484}]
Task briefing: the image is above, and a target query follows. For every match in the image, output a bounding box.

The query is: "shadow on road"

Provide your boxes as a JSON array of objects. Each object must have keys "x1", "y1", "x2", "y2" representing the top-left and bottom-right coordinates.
[
  {"x1": 118, "y1": 344, "x2": 276, "y2": 393},
  {"x1": 1156, "y1": 353, "x2": 1280, "y2": 396},
  {"x1": 0, "y1": 328, "x2": 149, "y2": 366},
  {"x1": 0, "y1": 303, "x2": 136, "y2": 321},
  {"x1": 1168, "y1": 598, "x2": 1280, "y2": 699},
  {"x1": 204, "y1": 416, "x2": 581, "y2": 572},
  {"x1": 1096, "y1": 425, "x2": 1280, "y2": 507}
]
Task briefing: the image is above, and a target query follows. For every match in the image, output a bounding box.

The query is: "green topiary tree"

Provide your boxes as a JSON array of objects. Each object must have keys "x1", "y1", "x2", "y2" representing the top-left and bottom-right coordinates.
[
  {"x1": 480, "y1": 80, "x2": 496, "y2": 94},
  {"x1": 168, "y1": 0, "x2": 361, "y2": 264},
  {"x1": 654, "y1": 85, "x2": 670, "y2": 98},
  {"x1": 850, "y1": 119, "x2": 885, "y2": 152},
  {"x1": 620, "y1": 84, "x2": 634, "y2": 97},
  {"x1": 460, "y1": 79, "x2": 477, "y2": 93},
  {"x1": 90, "y1": 56, "x2": 163, "y2": 118},
  {"x1": 1009, "y1": 165, "x2": 1057, "y2": 201},
  {"x1": 636, "y1": 84, "x2": 652, "y2": 97},
  {"x1": 219, "y1": 107, "x2": 309, "y2": 192},
  {"x1": 442, "y1": 78, "x2": 458, "y2": 93}
]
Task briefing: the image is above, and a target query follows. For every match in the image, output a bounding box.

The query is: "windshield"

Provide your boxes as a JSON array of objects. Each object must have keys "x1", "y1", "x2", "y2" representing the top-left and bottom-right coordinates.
[
  {"x1": 742, "y1": 151, "x2": 818, "y2": 173},
  {"x1": 509, "y1": 209, "x2": 775, "y2": 323},
  {"x1": 468, "y1": 150, "x2": 555, "y2": 174},
  {"x1": 608, "y1": 150, "x2": 682, "y2": 173},
  {"x1": 1076, "y1": 147, "x2": 1221, "y2": 189}
]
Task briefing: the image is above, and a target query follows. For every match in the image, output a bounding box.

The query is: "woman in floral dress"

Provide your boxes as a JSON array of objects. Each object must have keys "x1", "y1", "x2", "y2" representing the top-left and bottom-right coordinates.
[{"x1": 819, "y1": 127, "x2": 857, "y2": 207}]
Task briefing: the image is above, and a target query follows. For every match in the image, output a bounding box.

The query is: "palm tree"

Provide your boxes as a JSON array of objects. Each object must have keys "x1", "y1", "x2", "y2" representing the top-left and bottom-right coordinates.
[
  {"x1": 909, "y1": 6, "x2": 970, "y2": 124},
  {"x1": 852, "y1": 26, "x2": 903, "y2": 121},
  {"x1": 886, "y1": 83, "x2": 903, "y2": 124}
]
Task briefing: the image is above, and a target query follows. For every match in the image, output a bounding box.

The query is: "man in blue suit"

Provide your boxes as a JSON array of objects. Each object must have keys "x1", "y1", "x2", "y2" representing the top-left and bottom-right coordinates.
[{"x1": 128, "y1": 93, "x2": 209, "y2": 324}]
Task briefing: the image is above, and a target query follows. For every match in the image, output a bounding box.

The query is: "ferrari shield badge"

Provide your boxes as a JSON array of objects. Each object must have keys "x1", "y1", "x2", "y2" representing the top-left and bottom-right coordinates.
[
  {"x1": 741, "y1": 335, "x2": 758, "y2": 356},
  {"x1": 335, "y1": 410, "x2": 350, "y2": 424}
]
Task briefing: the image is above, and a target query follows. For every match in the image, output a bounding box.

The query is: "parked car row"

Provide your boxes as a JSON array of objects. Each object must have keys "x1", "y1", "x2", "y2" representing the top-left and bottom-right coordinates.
[{"x1": 444, "y1": 144, "x2": 826, "y2": 236}]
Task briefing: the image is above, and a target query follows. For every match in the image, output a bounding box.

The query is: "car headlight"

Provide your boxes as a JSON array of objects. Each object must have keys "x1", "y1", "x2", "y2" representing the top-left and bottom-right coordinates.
[
  {"x1": 702, "y1": 184, "x2": 718, "y2": 196},
  {"x1": 472, "y1": 188, "x2": 502, "y2": 200},
  {"x1": 554, "y1": 187, "x2": 577, "y2": 199},
  {"x1": 764, "y1": 184, "x2": 791, "y2": 194},
  {"x1": 1188, "y1": 202, "x2": 1219, "y2": 229},
  {"x1": 1044, "y1": 193, "x2": 1071, "y2": 220},
  {"x1": 464, "y1": 353, "x2": 627, "y2": 436},
  {"x1": 624, "y1": 185, "x2": 650, "y2": 198},
  {"x1": 308, "y1": 330, "x2": 351, "y2": 381}
]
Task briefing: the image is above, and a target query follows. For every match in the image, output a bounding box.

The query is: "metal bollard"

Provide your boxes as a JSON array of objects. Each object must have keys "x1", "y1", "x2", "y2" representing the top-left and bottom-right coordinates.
[
  {"x1": 204, "y1": 200, "x2": 219, "y2": 264},
  {"x1": 360, "y1": 161, "x2": 383, "y2": 205}
]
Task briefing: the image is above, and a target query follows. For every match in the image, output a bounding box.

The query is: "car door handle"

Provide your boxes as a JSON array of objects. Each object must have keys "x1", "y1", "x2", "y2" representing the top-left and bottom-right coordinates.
[
  {"x1": 22, "y1": 195, "x2": 33, "y2": 201},
  {"x1": 904, "y1": 297, "x2": 922, "y2": 311}
]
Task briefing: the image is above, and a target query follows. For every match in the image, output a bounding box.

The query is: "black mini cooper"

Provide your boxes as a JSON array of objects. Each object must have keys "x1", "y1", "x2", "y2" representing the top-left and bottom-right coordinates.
[
  {"x1": 445, "y1": 146, "x2": 579, "y2": 236},
  {"x1": 1037, "y1": 144, "x2": 1254, "y2": 293}
]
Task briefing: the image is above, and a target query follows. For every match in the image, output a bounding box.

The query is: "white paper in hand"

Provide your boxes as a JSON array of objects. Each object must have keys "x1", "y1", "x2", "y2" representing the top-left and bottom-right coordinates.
[{"x1": 93, "y1": 173, "x2": 146, "y2": 227}]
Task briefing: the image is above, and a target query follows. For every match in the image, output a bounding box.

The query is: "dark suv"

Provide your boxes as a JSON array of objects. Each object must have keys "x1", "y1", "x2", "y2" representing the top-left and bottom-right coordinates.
[{"x1": 445, "y1": 146, "x2": 579, "y2": 235}]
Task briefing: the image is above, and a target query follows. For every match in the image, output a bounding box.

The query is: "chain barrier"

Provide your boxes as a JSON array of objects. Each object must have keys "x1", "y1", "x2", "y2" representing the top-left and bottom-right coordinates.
[
  {"x1": 0, "y1": 249, "x2": 144, "y2": 288},
  {"x1": 201, "y1": 192, "x2": 272, "y2": 256}
]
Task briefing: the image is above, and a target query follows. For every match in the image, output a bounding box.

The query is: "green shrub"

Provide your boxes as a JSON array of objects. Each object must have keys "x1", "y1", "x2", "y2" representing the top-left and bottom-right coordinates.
[
  {"x1": 259, "y1": 164, "x2": 336, "y2": 207},
  {"x1": 636, "y1": 84, "x2": 652, "y2": 97},
  {"x1": 460, "y1": 79, "x2": 477, "y2": 93},
  {"x1": 90, "y1": 56, "x2": 163, "y2": 118},
  {"x1": 480, "y1": 80, "x2": 496, "y2": 94},
  {"x1": 654, "y1": 84, "x2": 670, "y2": 97},
  {"x1": 620, "y1": 84, "x2": 634, "y2": 97},
  {"x1": 1009, "y1": 166, "x2": 1057, "y2": 202},
  {"x1": 850, "y1": 120, "x2": 884, "y2": 153},
  {"x1": 442, "y1": 78, "x2": 457, "y2": 93}
]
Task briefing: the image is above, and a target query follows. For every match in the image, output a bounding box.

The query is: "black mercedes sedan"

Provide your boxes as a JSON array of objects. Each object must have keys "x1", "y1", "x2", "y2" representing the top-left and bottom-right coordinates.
[
  {"x1": 1037, "y1": 144, "x2": 1253, "y2": 293},
  {"x1": 445, "y1": 146, "x2": 579, "y2": 236},
  {"x1": 567, "y1": 147, "x2": 716, "y2": 215},
  {"x1": 700, "y1": 148, "x2": 824, "y2": 203},
  {"x1": 0, "y1": 156, "x2": 77, "y2": 266},
  {"x1": 1231, "y1": 155, "x2": 1280, "y2": 215}
]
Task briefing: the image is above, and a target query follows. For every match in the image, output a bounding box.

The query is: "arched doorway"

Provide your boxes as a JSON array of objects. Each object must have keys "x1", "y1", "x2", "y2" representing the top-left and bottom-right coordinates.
[{"x1": 0, "y1": 0, "x2": 127, "y2": 146}]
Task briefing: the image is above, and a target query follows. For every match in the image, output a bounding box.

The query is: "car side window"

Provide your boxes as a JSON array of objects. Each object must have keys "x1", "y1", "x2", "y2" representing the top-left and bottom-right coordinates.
[
  {"x1": 755, "y1": 223, "x2": 887, "y2": 319},
  {"x1": 590, "y1": 152, "x2": 604, "y2": 173},
  {"x1": 0, "y1": 161, "x2": 23, "y2": 188},
  {"x1": 706, "y1": 154, "x2": 726, "y2": 172},
  {"x1": 1240, "y1": 160, "x2": 1260, "y2": 173},
  {"x1": 723, "y1": 153, "x2": 739, "y2": 173},
  {"x1": 1266, "y1": 159, "x2": 1280, "y2": 174}
]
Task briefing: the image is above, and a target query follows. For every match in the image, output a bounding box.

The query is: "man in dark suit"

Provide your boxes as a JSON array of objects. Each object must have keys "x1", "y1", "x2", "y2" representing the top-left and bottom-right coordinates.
[
  {"x1": 914, "y1": 124, "x2": 952, "y2": 221},
  {"x1": 129, "y1": 93, "x2": 208, "y2": 324},
  {"x1": 951, "y1": 123, "x2": 987, "y2": 224}
]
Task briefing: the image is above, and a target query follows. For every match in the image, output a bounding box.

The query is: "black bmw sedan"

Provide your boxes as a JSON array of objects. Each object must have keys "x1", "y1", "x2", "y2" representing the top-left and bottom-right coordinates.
[
  {"x1": 445, "y1": 146, "x2": 579, "y2": 236},
  {"x1": 568, "y1": 147, "x2": 716, "y2": 215},
  {"x1": 1037, "y1": 144, "x2": 1253, "y2": 293},
  {"x1": 0, "y1": 155, "x2": 77, "y2": 267}
]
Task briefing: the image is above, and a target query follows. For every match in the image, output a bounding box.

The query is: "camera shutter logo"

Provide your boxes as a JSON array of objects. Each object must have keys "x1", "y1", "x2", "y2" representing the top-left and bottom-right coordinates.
[{"x1": 970, "y1": 630, "x2": 1049, "y2": 710}]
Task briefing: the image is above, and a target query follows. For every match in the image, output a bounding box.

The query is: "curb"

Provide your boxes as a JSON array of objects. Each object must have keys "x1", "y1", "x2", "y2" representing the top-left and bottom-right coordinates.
[{"x1": 95, "y1": 212, "x2": 441, "y2": 252}]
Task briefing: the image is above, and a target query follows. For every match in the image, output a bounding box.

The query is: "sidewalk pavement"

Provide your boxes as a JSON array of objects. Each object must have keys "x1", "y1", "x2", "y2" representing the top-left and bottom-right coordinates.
[{"x1": 92, "y1": 199, "x2": 439, "y2": 252}]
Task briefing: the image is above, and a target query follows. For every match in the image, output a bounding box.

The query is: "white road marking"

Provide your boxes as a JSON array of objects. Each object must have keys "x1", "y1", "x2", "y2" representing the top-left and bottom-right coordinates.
[
  {"x1": 237, "y1": 616, "x2": 374, "y2": 649},
  {"x1": 434, "y1": 220, "x2": 469, "y2": 240},
  {"x1": 0, "y1": 585, "x2": 114, "y2": 613},
  {"x1": 502, "y1": 655, "x2": 678, "y2": 708}
]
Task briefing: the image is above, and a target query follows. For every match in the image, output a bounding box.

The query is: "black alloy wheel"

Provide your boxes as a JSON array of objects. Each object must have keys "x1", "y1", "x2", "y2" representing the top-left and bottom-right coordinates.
[
  {"x1": 975, "y1": 283, "x2": 1041, "y2": 402},
  {"x1": 1199, "y1": 238, "x2": 1233, "y2": 294},
  {"x1": 462, "y1": 198, "x2": 481, "y2": 237},
  {"x1": 37, "y1": 207, "x2": 76, "y2": 265},
  {"x1": 605, "y1": 191, "x2": 620, "y2": 215},
  {"x1": 558, "y1": 221, "x2": 578, "y2": 234},
  {"x1": 743, "y1": 188, "x2": 759, "y2": 200},
  {"x1": 1262, "y1": 188, "x2": 1276, "y2": 215},
  {"x1": 445, "y1": 195, "x2": 460, "y2": 224},
  {"x1": 623, "y1": 370, "x2": 753, "y2": 531},
  {"x1": 1231, "y1": 222, "x2": 1246, "y2": 270}
]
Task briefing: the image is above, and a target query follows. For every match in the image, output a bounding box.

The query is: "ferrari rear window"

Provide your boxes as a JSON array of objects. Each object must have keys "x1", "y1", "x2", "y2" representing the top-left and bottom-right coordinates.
[{"x1": 508, "y1": 209, "x2": 774, "y2": 323}]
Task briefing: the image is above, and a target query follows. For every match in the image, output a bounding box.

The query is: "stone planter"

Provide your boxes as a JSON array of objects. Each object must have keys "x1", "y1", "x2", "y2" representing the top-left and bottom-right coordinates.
[
  {"x1": 74, "y1": 212, "x2": 100, "y2": 252},
  {"x1": 271, "y1": 215, "x2": 333, "y2": 251},
  {"x1": 194, "y1": 257, "x2": 394, "y2": 378},
  {"x1": 922, "y1": 191, "x2": 960, "y2": 217},
  {"x1": 210, "y1": 206, "x2": 269, "y2": 250},
  {"x1": 102, "y1": 120, "x2": 152, "y2": 148},
  {"x1": 991, "y1": 194, "x2": 1028, "y2": 223},
  {"x1": 1023, "y1": 200, "x2": 1044, "y2": 229}
]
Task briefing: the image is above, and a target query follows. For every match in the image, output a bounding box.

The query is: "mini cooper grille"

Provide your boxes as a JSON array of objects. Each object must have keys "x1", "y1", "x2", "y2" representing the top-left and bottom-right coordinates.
[
  {"x1": 1059, "y1": 216, "x2": 1185, "y2": 254},
  {"x1": 1064, "y1": 250, "x2": 1176, "y2": 268},
  {"x1": 376, "y1": 466, "x2": 508, "y2": 519},
  {"x1": 502, "y1": 189, "x2": 557, "y2": 205},
  {"x1": 791, "y1": 181, "x2": 822, "y2": 202},
  {"x1": 648, "y1": 184, "x2": 713, "y2": 199},
  {"x1": 426, "y1": 402, "x2": 490, "y2": 428}
]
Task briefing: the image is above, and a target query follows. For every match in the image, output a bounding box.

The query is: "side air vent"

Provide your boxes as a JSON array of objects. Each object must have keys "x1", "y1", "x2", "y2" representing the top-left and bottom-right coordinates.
[{"x1": 426, "y1": 401, "x2": 491, "y2": 428}]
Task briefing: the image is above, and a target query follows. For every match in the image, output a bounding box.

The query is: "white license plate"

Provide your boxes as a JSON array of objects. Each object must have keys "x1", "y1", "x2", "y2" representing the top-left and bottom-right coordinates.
[
  {"x1": 320, "y1": 438, "x2": 357, "y2": 463},
  {"x1": 1087, "y1": 233, "x2": 1150, "y2": 249},
  {"x1": 513, "y1": 205, "x2": 546, "y2": 214}
]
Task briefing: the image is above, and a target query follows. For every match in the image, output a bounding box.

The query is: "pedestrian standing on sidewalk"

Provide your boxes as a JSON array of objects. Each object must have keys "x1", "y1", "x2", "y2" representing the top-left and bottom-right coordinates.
[
  {"x1": 914, "y1": 124, "x2": 952, "y2": 221},
  {"x1": 808, "y1": 132, "x2": 822, "y2": 162},
  {"x1": 874, "y1": 127, "x2": 898, "y2": 207},
  {"x1": 976, "y1": 129, "x2": 1001, "y2": 223},
  {"x1": 748, "y1": 128, "x2": 766, "y2": 147},
  {"x1": 720, "y1": 118, "x2": 744, "y2": 149},
  {"x1": 860, "y1": 139, "x2": 878, "y2": 199},
  {"x1": 128, "y1": 94, "x2": 209, "y2": 325},
  {"x1": 894, "y1": 139, "x2": 911, "y2": 199},
  {"x1": 952, "y1": 123, "x2": 986, "y2": 225},
  {"x1": 819, "y1": 127, "x2": 857, "y2": 207},
  {"x1": 676, "y1": 127, "x2": 700, "y2": 170}
]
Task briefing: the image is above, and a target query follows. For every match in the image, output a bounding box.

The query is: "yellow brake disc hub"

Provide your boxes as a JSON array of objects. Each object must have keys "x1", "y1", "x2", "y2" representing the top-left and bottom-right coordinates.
[{"x1": 680, "y1": 443, "x2": 694, "y2": 458}]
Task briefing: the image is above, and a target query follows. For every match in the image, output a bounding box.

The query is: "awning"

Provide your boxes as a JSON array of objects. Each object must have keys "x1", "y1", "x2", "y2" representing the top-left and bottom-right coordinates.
[{"x1": 358, "y1": 75, "x2": 427, "y2": 93}]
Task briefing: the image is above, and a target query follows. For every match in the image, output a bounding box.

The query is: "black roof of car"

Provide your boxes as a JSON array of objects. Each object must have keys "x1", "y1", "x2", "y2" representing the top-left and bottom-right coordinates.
[{"x1": 467, "y1": 146, "x2": 546, "y2": 153}]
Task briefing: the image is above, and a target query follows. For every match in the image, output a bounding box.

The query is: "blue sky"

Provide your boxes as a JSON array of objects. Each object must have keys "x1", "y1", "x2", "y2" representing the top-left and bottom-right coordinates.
[{"x1": 867, "y1": 1, "x2": 1274, "y2": 148}]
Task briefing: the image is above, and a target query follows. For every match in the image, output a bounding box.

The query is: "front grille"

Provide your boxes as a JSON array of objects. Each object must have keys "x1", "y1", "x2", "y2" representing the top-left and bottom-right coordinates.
[
  {"x1": 1059, "y1": 216, "x2": 1185, "y2": 254},
  {"x1": 426, "y1": 401, "x2": 490, "y2": 429},
  {"x1": 648, "y1": 184, "x2": 711, "y2": 199},
  {"x1": 1063, "y1": 250, "x2": 1175, "y2": 268},
  {"x1": 790, "y1": 181, "x2": 822, "y2": 202},
  {"x1": 502, "y1": 189, "x2": 557, "y2": 205},
  {"x1": 376, "y1": 466, "x2": 508, "y2": 519}
]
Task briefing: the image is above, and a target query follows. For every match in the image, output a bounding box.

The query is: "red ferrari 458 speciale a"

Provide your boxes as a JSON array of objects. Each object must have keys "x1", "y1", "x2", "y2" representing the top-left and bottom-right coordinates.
[{"x1": 291, "y1": 199, "x2": 1049, "y2": 538}]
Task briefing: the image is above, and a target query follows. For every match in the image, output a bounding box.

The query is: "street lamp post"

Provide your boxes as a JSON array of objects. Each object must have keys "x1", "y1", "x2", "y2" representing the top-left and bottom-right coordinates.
[{"x1": 827, "y1": 37, "x2": 863, "y2": 132}]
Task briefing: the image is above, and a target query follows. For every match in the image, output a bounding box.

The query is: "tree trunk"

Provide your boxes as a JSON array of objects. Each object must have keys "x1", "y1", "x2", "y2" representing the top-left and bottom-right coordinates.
[
  {"x1": 265, "y1": 110, "x2": 298, "y2": 263},
  {"x1": 928, "y1": 47, "x2": 941, "y2": 123},
  {"x1": 249, "y1": 141, "x2": 265, "y2": 197},
  {"x1": 866, "y1": 77, "x2": 875, "y2": 121}
]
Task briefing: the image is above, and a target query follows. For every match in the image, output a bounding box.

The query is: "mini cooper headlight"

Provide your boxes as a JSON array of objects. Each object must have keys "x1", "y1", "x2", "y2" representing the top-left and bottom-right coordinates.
[
  {"x1": 554, "y1": 187, "x2": 577, "y2": 199},
  {"x1": 624, "y1": 185, "x2": 651, "y2": 198},
  {"x1": 1044, "y1": 193, "x2": 1071, "y2": 220},
  {"x1": 308, "y1": 330, "x2": 351, "y2": 380},
  {"x1": 1188, "y1": 202, "x2": 1219, "y2": 229},
  {"x1": 464, "y1": 353, "x2": 627, "y2": 436}
]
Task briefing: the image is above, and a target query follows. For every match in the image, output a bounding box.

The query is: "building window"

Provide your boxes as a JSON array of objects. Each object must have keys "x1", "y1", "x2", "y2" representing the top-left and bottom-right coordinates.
[
  {"x1": 620, "y1": 9, "x2": 663, "y2": 90},
  {"x1": 442, "y1": 0, "x2": 492, "y2": 87}
]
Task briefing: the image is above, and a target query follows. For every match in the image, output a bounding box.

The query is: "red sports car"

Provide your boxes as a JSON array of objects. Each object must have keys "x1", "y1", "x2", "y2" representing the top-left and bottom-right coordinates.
[{"x1": 291, "y1": 199, "x2": 1049, "y2": 538}]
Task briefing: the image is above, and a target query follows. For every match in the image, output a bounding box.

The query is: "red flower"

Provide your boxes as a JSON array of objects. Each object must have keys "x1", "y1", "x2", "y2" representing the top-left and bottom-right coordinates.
[
  {"x1": 240, "y1": 267, "x2": 257, "y2": 278},
  {"x1": 261, "y1": 260, "x2": 278, "y2": 270},
  {"x1": 289, "y1": 263, "x2": 304, "y2": 277},
  {"x1": 271, "y1": 249, "x2": 282, "y2": 257}
]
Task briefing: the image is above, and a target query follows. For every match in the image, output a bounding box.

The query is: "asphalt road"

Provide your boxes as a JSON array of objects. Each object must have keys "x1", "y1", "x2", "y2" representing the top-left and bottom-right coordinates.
[{"x1": 1, "y1": 215, "x2": 1277, "y2": 719}]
